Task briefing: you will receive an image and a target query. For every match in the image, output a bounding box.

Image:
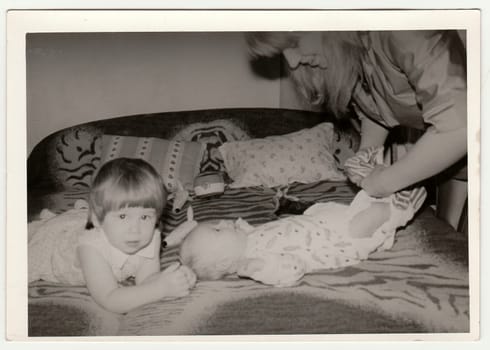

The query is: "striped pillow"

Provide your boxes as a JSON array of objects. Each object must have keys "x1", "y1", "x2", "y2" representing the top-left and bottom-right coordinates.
[{"x1": 100, "y1": 135, "x2": 206, "y2": 193}]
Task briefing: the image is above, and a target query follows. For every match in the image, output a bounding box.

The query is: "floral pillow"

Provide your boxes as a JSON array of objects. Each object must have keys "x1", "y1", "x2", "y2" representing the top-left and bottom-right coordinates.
[
  {"x1": 100, "y1": 135, "x2": 206, "y2": 193},
  {"x1": 218, "y1": 122, "x2": 346, "y2": 189}
]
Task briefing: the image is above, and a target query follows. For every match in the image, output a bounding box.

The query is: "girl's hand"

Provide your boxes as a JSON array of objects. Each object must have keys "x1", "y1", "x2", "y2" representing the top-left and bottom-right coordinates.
[
  {"x1": 179, "y1": 265, "x2": 197, "y2": 288},
  {"x1": 157, "y1": 263, "x2": 196, "y2": 299}
]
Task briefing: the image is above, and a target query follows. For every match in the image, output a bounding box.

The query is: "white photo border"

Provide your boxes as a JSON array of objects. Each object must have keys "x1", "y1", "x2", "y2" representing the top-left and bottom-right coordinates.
[{"x1": 5, "y1": 8, "x2": 481, "y2": 343}]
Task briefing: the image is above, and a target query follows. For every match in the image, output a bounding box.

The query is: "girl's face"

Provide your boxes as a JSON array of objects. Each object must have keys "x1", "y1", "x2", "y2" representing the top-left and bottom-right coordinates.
[
  {"x1": 99, "y1": 206, "x2": 158, "y2": 254},
  {"x1": 282, "y1": 32, "x2": 327, "y2": 70}
]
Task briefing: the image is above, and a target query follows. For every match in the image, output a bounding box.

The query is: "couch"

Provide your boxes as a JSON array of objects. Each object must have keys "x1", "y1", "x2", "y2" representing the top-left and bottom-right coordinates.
[{"x1": 27, "y1": 108, "x2": 469, "y2": 337}]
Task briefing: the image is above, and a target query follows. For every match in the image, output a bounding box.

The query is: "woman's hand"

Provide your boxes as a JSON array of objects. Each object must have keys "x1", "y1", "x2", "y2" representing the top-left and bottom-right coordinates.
[
  {"x1": 344, "y1": 146, "x2": 385, "y2": 186},
  {"x1": 360, "y1": 165, "x2": 394, "y2": 197},
  {"x1": 361, "y1": 126, "x2": 467, "y2": 198}
]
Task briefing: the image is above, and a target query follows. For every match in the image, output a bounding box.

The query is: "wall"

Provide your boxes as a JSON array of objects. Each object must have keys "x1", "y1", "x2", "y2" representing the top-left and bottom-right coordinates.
[
  {"x1": 25, "y1": 30, "x2": 467, "y2": 155},
  {"x1": 26, "y1": 32, "x2": 284, "y2": 154}
]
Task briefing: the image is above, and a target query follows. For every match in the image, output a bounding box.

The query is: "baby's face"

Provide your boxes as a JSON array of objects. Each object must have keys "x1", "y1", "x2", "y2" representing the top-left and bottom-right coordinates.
[{"x1": 196, "y1": 220, "x2": 246, "y2": 243}]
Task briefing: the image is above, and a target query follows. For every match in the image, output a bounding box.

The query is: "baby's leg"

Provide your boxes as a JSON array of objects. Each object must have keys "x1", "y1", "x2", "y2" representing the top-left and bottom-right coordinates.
[
  {"x1": 348, "y1": 202, "x2": 390, "y2": 238},
  {"x1": 348, "y1": 187, "x2": 427, "y2": 239}
]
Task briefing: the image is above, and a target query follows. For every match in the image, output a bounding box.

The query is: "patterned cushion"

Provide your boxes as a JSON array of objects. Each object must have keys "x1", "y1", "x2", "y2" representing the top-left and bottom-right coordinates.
[
  {"x1": 49, "y1": 127, "x2": 205, "y2": 193},
  {"x1": 172, "y1": 119, "x2": 250, "y2": 173},
  {"x1": 49, "y1": 127, "x2": 102, "y2": 190},
  {"x1": 332, "y1": 127, "x2": 360, "y2": 170},
  {"x1": 219, "y1": 123, "x2": 346, "y2": 189},
  {"x1": 100, "y1": 135, "x2": 206, "y2": 193}
]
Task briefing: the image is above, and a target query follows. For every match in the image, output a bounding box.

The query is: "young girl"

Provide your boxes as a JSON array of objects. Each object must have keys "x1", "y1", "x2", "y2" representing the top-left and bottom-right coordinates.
[
  {"x1": 28, "y1": 158, "x2": 196, "y2": 314},
  {"x1": 246, "y1": 31, "x2": 467, "y2": 198},
  {"x1": 175, "y1": 186, "x2": 426, "y2": 288}
]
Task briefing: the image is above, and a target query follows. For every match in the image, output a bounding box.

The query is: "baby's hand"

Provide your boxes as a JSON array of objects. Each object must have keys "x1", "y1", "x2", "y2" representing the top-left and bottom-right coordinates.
[{"x1": 157, "y1": 263, "x2": 196, "y2": 298}]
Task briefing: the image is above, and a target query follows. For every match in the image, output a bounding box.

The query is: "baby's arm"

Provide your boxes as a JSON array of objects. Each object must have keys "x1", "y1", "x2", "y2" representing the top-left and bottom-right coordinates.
[
  {"x1": 348, "y1": 187, "x2": 427, "y2": 240},
  {"x1": 236, "y1": 253, "x2": 306, "y2": 287},
  {"x1": 348, "y1": 202, "x2": 390, "y2": 238},
  {"x1": 78, "y1": 242, "x2": 195, "y2": 314}
]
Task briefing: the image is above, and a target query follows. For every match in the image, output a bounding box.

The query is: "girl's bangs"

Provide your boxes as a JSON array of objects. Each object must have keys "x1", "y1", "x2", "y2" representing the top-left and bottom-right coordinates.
[{"x1": 102, "y1": 180, "x2": 163, "y2": 213}]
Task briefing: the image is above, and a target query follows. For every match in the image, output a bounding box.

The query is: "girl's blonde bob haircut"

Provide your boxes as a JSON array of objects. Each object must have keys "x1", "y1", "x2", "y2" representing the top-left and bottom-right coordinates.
[{"x1": 88, "y1": 158, "x2": 167, "y2": 223}]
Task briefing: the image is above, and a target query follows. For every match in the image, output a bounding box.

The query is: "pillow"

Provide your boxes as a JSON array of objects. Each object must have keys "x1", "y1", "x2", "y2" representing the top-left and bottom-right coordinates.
[
  {"x1": 218, "y1": 122, "x2": 346, "y2": 189},
  {"x1": 172, "y1": 119, "x2": 250, "y2": 173},
  {"x1": 100, "y1": 135, "x2": 206, "y2": 193},
  {"x1": 49, "y1": 127, "x2": 102, "y2": 190},
  {"x1": 332, "y1": 127, "x2": 361, "y2": 171}
]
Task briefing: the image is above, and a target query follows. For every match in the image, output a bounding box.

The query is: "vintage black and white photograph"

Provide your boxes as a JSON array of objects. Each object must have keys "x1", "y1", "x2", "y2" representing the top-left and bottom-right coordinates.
[{"x1": 6, "y1": 10, "x2": 480, "y2": 340}]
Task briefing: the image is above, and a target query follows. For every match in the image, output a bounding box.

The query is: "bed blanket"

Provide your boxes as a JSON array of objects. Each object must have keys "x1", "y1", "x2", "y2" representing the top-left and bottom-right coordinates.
[{"x1": 28, "y1": 181, "x2": 468, "y2": 336}]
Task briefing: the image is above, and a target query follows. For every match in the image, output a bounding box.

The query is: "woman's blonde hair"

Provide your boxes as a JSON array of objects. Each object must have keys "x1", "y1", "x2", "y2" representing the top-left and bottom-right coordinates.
[
  {"x1": 245, "y1": 32, "x2": 300, "y2": 58},
  {"x1": 88, "y1": 158, "x2": 167, "y2": 223},
  {"x1": 246, "y1": 31, "x2": 364, "y2": 117}
]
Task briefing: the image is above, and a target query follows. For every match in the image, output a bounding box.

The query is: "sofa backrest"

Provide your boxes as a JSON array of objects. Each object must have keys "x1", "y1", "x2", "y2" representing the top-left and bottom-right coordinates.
[{"x1": 28, "y1": 108, "x2": 360, "y2": 194}]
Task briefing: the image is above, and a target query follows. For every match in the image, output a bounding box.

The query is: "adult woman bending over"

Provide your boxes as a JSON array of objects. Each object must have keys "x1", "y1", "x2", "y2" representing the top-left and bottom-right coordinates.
[{"x1": 246, "y1": 31, "x2": 467, "y2": 197}]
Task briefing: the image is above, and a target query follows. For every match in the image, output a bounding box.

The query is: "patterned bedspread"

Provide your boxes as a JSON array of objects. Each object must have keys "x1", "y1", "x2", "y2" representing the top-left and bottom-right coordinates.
[{"x1": 28, "y1": 180, "x2": 469, "y2": 336}]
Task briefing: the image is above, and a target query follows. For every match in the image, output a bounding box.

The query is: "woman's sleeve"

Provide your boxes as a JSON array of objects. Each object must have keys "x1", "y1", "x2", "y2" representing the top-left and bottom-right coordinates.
[{"x1": 384, "y1": 30, "x2": 467, "y2": 133}]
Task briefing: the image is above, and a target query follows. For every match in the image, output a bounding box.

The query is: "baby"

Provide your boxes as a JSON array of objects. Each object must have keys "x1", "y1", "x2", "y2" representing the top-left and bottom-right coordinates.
[{"x1": 176, "y1": 188, "x2": 426, "y2": 287}]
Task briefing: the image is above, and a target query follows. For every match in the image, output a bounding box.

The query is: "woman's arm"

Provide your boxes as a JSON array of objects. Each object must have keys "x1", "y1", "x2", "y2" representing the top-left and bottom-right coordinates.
[
  {"x1": 361, "y1": 126, "x2": 467, "y2": 197},
  {"x1": 361, "y1": 31, "x2": 467, "y2": 197},
  {"x1": 343, "y1": 117, "x2": 388, "y2": 186},
  {"x1": 361, "y1": 31, "x2": 467, "y2": 196},
  {"x1": 359, "y1": 116, "x2": 390, "y2": 149}
]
